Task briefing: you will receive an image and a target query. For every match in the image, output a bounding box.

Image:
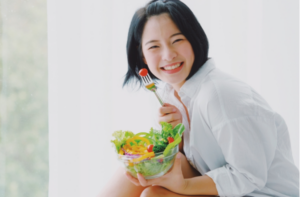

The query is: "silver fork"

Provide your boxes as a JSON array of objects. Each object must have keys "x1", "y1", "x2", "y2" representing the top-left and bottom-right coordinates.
[{"x1": 139, "y1": 69, "x2": 164, "y2": 106}]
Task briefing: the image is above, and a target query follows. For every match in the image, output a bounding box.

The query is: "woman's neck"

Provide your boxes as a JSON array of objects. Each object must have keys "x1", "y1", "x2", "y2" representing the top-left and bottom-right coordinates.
[{"x1": 170, "y1": 80, "x2": 185, "y2": 93}]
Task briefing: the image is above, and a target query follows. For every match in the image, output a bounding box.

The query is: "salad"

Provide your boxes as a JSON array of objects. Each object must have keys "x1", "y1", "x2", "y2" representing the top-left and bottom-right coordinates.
[{"x1": 111, "y1": 122, "x2": 185, "y2": 179}]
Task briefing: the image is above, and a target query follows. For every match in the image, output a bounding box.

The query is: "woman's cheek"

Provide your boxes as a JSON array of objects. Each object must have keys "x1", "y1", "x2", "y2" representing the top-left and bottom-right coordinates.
[
  {"x1": 147, "y1": 55, "x2": 161, "y2": 74},
  {"x1": 148, "y1": 64, "x2": 160, "y2": 78}
]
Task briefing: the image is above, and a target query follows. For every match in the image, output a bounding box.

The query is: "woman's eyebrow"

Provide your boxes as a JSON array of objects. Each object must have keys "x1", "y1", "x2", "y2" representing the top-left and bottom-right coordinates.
[
  {"x1": 145, "y1": 40, "x2": 159, "y2": 46},
  {"x1": 144, "y1": 32, "x2": 183, "y2": 46},
  {"x1": 170, "y1": 32, "x2": 182, "y2": 38}
]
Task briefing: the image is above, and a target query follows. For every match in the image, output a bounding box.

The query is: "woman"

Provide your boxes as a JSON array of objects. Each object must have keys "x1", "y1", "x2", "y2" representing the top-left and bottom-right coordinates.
[{"x1": 99, "y1": 0, "x2": 299, "y2": 196}]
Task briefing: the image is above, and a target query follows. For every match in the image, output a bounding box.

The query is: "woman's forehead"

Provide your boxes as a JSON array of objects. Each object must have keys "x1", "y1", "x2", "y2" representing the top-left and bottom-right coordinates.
[{"x1": 142, "y1": 13, "x2": 181, "y2": 44}]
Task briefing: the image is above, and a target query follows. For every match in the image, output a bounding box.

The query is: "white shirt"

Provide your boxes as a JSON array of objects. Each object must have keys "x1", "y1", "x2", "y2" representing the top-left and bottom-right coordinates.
[{"x1": 156, "y1": 58, "x2": 299, "y2": 197}]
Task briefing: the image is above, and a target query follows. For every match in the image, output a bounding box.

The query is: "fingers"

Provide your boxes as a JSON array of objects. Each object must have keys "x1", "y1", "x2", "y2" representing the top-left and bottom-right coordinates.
[
  {"x1": 128, "y1": 154, "x2": 184, "y2": 190},
  {"x1": 137, "y1": 173, "x2": 148, "y2": 187},
  {"x1": 124, "y1": 171, "x2": 141, "y2": 186},
  {"x1": 158, "y1": 104, "x2": 177, "y2": 116},
  {"x1": 158, "y1": 103, "x2": 182, "y2": 128},
  {"x1": 125, "y1": 171, "x2": 163, "y2": 187},
  {"x1": 169, "y1": 120, "x2": 182, "y2": 128},
  {"x1": 137, "y1": 173, "x2": 162, "y2": 187},
  {"x1": 158, "y1": 112, "x2": 181, "y2": 123}
]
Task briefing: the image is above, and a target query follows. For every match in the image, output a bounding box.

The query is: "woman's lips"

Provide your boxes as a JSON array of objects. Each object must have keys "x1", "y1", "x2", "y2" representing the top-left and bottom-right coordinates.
[{"x1": 161, "y1": 62, "x2": 184, "y2": 74}]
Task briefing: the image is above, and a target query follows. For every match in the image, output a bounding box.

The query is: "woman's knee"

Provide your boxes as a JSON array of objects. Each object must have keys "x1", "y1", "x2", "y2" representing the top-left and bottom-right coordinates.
[{"x1": 140, "y1": 186, "x2": 162, "y2": 197}]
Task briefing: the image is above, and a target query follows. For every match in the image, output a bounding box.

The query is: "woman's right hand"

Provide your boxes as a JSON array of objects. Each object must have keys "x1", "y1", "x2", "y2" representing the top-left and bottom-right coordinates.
[{"x1": 158, "y1": 103, "x2": 182, "y2": 128}]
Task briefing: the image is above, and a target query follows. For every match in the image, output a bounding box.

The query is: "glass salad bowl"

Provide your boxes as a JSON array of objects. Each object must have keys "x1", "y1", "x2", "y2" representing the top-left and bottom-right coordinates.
[
  {"x1": 118, "y1": 144, "x2": 179, "y2": 179},
  {"x1": 111, "y1": 122, "x2": 185, "y2": 179}
]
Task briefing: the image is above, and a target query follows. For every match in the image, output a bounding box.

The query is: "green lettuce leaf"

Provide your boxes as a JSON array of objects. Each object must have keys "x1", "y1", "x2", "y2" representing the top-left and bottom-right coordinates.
[
  {"x1": 173, "y1": 123, "x2": 185, "y2": 139},
  {"x1": 111, "y1": 130, "x2": 134, "y2": 152},
  {"x1": 160, "y1": 122, "x2": 173, "y2": 138}
]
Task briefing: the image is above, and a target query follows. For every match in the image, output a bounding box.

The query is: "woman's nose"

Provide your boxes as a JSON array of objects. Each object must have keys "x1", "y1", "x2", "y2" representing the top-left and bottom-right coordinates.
[{"x1": 162, "y1": 47, "x2": 177, "y2": 62}]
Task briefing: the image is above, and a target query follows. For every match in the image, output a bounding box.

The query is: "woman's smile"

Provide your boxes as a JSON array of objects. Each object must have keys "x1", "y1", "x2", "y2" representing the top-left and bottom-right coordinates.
[
  {"x1": 141, "y1": 13, "x2": 195, "y2": 91},
  {"x1": 161, "y1": 62, "x2": 184, "y2": 74}
]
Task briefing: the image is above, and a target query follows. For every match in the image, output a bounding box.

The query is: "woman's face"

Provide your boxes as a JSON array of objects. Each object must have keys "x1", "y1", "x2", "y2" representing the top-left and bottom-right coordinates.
[{"x1": 141, "y1": 13, "x2": 195, "y2": 91}]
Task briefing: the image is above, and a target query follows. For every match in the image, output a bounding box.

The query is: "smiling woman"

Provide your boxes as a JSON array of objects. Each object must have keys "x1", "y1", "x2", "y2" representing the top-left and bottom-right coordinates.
[
  {"x1": 47, "y1": 0, "x2": 298, "y2": 197},
  {"x1": 124, "y1": 0, "x2": 209, "y2": 90},
  {"x1": 99, "y1": 0, "x2": 299, "y2": 197}
]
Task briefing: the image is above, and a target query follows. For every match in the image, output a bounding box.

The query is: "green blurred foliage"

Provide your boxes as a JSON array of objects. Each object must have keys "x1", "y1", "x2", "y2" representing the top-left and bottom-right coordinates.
[{"x1": 0, "y1": 0, "x2": 49, "y2": 196}]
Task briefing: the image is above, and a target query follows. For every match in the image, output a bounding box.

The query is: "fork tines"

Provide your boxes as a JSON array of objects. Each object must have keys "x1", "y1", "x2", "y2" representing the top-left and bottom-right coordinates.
[{"x1": 142, "y1": 74, "x2": 153, "y2": 85}]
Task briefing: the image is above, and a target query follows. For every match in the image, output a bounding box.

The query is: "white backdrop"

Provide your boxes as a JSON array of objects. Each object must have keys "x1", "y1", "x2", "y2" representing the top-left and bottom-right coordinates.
[{"x1": 47, "y1": 0, "x2": 299, "y2": 196}]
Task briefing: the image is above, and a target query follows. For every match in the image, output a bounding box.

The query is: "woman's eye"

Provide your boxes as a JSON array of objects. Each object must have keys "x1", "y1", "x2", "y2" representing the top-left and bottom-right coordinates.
[
  {"x1": 173, "y1": 39, "x2": 182, "y2": 44},
  {"x1": 149, "y1": 46, "x2": 158, "y2": 49}
]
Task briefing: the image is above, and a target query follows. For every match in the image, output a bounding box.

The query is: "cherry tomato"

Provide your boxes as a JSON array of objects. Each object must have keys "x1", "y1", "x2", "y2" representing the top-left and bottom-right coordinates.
[
  {"x1": 147, "y1": 144, "x2": 154, "y2": 152},
  {"x1": 139, "y1": 68, "x2": 148, "y2": 77},
  {"x1": 167, "y1": 137, "x2": 174, "y2": 143}
]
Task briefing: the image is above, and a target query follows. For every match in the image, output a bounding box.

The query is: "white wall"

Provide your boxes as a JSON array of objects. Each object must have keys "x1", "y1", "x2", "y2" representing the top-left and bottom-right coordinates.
[{"x1": 48, "y1": 0, "x2": 299, "y2": 196}]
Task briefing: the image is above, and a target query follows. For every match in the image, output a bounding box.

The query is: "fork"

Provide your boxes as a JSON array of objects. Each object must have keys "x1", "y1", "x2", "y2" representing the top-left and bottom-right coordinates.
[{"x1": 139, "y1": 68, "x2": 164, "y2": 106}]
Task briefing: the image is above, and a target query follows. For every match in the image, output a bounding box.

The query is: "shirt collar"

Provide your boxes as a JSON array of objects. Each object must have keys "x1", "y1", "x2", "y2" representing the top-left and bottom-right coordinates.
[
  {"x1": 160, "y1": 58, "x2": 216, "y2": 100},
  {"x1": 179, "y1": 58, "x2": 216, "y2": 99}
]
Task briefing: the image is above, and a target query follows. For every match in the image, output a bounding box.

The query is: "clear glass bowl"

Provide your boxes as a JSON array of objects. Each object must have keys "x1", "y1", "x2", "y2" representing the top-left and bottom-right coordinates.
[{"x1": 118, "y1": 145, "x2": 179, "y2": 179}]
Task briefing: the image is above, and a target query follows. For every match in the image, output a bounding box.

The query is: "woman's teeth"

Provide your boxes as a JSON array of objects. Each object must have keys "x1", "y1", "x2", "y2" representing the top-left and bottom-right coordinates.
[{"x1": 164, "y1": 63, "x2": 181, "y2": 70}]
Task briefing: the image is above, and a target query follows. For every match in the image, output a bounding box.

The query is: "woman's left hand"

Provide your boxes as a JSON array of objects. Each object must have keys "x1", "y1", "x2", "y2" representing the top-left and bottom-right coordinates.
[{"x1": 125, "y1": 152, "x2": 187, "y2": 194}]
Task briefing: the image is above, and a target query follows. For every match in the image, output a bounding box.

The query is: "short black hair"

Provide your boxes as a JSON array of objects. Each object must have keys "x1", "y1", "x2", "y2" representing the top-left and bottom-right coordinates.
[{"x1": 123, "y1": 0, "x2": 209, "y2": 88}]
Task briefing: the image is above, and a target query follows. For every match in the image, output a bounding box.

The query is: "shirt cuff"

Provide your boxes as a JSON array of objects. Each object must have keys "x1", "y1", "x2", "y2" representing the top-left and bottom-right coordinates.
[
  {"x1": 205, "y1": 165, "x2": 256, "y2": 197},
  {"x1": 206, "y1": 167, "x2": 230, "y2": 197}
]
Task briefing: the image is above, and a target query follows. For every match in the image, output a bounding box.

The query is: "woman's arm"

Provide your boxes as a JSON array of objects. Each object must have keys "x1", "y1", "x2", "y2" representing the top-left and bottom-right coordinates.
[
  {"x1": 182, "y1": 175, "x2": 218, "y2": 195},
  {"x1": 180, "y1": 147, "x2": 201, "y2": 178}
]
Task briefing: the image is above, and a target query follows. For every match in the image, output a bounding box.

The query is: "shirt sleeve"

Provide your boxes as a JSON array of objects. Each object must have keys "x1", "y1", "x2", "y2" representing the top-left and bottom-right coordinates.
[{"x1": 204, "y1": 80, "x2": 277, "y2": 196}]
